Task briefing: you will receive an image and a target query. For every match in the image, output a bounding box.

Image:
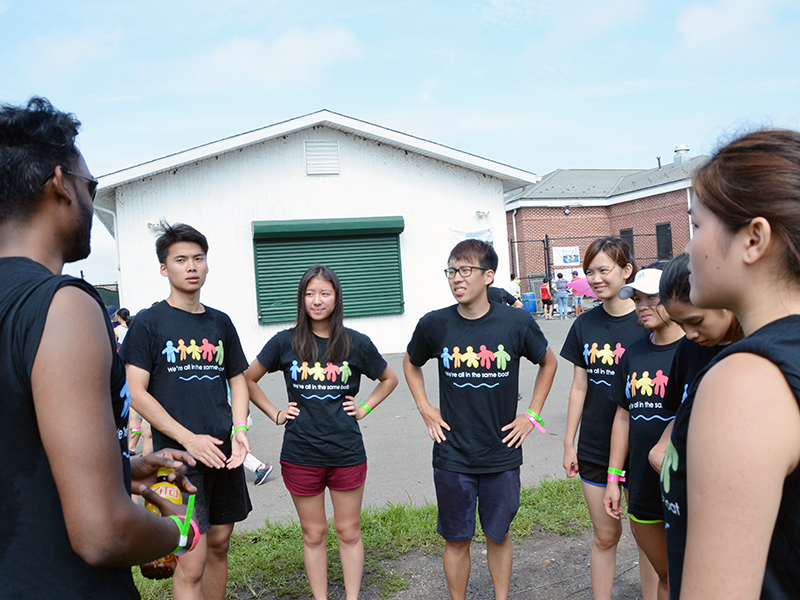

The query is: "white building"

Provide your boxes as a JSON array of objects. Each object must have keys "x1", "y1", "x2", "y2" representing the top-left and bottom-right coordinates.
[{"x1": 94, "y1": 110, "x2": 538, "y2": 356}]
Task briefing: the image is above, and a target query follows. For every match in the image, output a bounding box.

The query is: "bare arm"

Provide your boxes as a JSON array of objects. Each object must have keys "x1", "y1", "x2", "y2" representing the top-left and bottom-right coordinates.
[
  {"x1": 603, "y1": 405, "x2": 630, "y2": 519},
  {"x1": 682, "y1": 354, "x2": 800, "y2": 599},
  {"x1": 343, "y1": 364, "x2": 399, "y2": 419},
  {"x1": 227, "y1": 373, "x2": 250, "y2": 468},
  {"x1": 501, "y1": 347, "x2": 558, "y2": 447},
  {"x1": 649, "y1": 420, "x2": 674, "y2": 474},
  {"x1": 563, "y1": 365, "x2": 588, "y2": 477},
  {"x1": 126, "y1": 364, "x2": 226, "y2": 470},
  {"x1": 243, "y1": 358, "x2": 299, "y2": 425},
  {"x1": 31, "y1": 287, "x2": 183, "y2": 567},
  {"x1": 403, "y1": 351, "x2": 450, "y2": 443}
]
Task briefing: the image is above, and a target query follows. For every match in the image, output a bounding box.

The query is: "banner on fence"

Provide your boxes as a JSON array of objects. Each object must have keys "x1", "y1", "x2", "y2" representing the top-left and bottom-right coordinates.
[{"x1": 553, "y1": 246, "x2": 580, "y2": 266}]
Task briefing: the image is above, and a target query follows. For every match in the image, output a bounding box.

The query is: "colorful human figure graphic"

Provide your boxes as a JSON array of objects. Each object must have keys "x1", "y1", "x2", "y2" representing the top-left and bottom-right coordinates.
[
  {"x1": 200, "y1": 338, "x2": 217, "y2": 362},
  {"x1": 477, "y1": 345, "x2": 495, "y2": 369},
  {"x1": 495, "y1": 344, "x2": 511, "y2": 370},
  {"x1": 625, "y1": 374, "x2": 632, "y2": 399},
  {"x1": 310, "y1": 362, "x2": 326, "y2": 381},
  {"x1": 300, "y1": 361, "x2": 310, "y2": 380},
  {"x1": 187, "y1": 339, "x2": 201, "y2": 361},
  {"x1": 340, "y1": 361, "x2": 352, "y2": 383},
  {"x1": 681, "y1": 383, "x2": 689, "y2": 404},
  {"x1": 215, "y1": 340, "x2": 224, "y2": 366},
  {"x1": 451, "y1": 346, "x2": 463, "y2": 368},
  {"x1": 597, "y1": 343, "x2": 615, "y2": 366},
  {"x1": 162, "y1": 340, "x2": 177, "y2": 363},
  {"x1": 589, "y1": 342, "x2": 599, "y2": 364},
  {"x1": 290, "y1": 360, "x2": 301, "y2": 381},
  {"x1": 462, "y1": 346, "x2": 479, "y2": 368},
  {"x1": 660, "y1": 440, "x2": 680, "y2": 493},
  {"x1": 652, "y1": 369, "x2": 669, "y2": 398},
  {"x1": 325, "y1": 362, "x2": 341, "y2": 382},
  {"x1": 613, "y1": 342, "x2": 626, "y2": 364},
  {"x1": 636, "y1": 370, "x2": 654, "y2": 396},
  {"x1": 630, "y1": 372, "x2": 638, "y2": 397},
  {"x1": 177, "y1": 339, "x2": 188, "y2": 361},
  {"x1": 583, "y1": 343, "x2": 591, "y2": 365},
  {"x1": 440, "y1": 347, "x2": 451, "y2": 369}
]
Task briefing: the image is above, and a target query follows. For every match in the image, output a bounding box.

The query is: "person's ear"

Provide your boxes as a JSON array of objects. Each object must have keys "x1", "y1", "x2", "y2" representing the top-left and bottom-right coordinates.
[
  {"x1": 160, "y1": 263, "x2": 168, "y2": 277},
  {"x1": 741, "y1": 217, "x2": 773, "y2": 266},
  {"x1": 485, "y1": 269, "x2": 495, "y2": 286}
]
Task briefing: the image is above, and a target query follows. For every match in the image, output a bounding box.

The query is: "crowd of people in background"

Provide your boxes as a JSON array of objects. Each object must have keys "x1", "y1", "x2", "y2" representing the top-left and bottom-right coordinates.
[{"x1": 5, "y1": 96, "x2": 800, "y2": 600}]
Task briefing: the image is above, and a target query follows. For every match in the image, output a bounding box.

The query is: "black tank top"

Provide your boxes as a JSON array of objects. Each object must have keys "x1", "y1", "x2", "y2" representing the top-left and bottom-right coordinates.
[
  {"x1": 0, "y1": 257, "x2": 137, "y2": 599},
  {"x1": 663, "y1": 315, "x2": 800, "y2": 599}
]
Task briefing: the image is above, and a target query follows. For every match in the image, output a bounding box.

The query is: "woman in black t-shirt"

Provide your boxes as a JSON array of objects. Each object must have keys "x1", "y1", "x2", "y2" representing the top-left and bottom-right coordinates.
[
  {"x1": 244, "y1": 266, "x2": 398, "y2": 600},
  {"x1": 603, "y1": 266, "x2": 685, "y2": 600},
  {"x1": 679, "y1": 130, "x2": 800, "y2": 599},
  {"x1": 560, "y1": 237, "x2": 647, "y2": 600}
]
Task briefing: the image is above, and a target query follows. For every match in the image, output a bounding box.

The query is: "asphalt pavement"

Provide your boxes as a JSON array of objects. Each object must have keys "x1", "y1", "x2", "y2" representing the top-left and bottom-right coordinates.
[{"x1": 238, "y1": 313, "x2": 580, "y2": 531}]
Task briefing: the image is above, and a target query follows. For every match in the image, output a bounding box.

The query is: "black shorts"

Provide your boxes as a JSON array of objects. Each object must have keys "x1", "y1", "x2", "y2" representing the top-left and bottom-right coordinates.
[
  {"x1": 579, "y1": 460, "x2": 628, "y2": 489},
  {"x1": 434, "y1": 467, "x2": 520, "y2": 544},
  {"x1": 542, "y1": 298, "x2": 553, "y2": 306},
  {"x1": 186, "y1": 466, "x2": 252, "y2": 534}
]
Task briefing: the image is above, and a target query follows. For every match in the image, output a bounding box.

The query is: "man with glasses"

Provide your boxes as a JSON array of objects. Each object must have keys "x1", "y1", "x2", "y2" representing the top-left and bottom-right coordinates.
[
  {"x1": 0, "y1": 97, "x2": 198, "y2": 598},
  {"x1": 403, "y1": 239, "x2": 558, "y2": 600}
]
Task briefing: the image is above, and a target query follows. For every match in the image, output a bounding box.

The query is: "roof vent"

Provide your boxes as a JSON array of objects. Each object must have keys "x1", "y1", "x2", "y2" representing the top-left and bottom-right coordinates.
[
  {"x1": 674, "y1": 144, "x2": 690, "y2": 168},
  {"x1": 305, "y1": 140, "x2": 340, "y2": 175}
]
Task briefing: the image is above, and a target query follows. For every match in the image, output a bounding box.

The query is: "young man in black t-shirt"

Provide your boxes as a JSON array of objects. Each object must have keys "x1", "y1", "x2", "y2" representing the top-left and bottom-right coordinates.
[
  {"x1": 404, "y1": 239, "x2": 558, "y2": 600},
  {"x1": 121, "y1": 223, "x2": 251, "y2": 600}
]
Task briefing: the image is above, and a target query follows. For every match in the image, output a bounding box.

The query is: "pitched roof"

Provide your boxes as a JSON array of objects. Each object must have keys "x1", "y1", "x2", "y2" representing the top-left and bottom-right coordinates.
[{"x1": 505, "y1": 155, "x2": 708, "y2": 208}]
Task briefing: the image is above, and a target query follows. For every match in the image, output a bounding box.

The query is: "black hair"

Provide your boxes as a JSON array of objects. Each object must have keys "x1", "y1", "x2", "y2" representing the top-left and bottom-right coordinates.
[
  {"x1": 448, "y1": 239, "x2": 499, "y2": 271},
  {"x1": 583, "y1": 237, "x2": 638, "y2": 283},
  {"x1": 155, "y1": 220, "x2": 209, "y2": 264},
  {"x1": 658, "y1": 254, "x2": 691, "y2": 305},
  {"x1": 0, "y1": 96, "x2": 81, "y2": 225},
  {"x1": 291, "y1": 265, "x2": 353, "y2": 364},
  {"x1": 116, "y1": 308, "x2": 131, "y2": 326}
]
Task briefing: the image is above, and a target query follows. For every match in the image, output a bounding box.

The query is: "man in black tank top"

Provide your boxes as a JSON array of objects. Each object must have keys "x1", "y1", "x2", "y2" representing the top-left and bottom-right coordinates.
[{"x1": 0, "y1": 97, "x2": 196, "y2": 599}]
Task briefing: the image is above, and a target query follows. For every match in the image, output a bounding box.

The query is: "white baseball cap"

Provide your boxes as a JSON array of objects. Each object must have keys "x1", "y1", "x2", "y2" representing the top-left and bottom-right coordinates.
[{"x1": 618, "y1": 268, "x2": 662, "y2": 300}]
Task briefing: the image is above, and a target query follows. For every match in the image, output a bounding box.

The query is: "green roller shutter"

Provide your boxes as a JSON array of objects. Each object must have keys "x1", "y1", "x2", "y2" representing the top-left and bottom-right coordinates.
[{"x1": 253, "y1": 217, "x2": 404, "y2": 325}]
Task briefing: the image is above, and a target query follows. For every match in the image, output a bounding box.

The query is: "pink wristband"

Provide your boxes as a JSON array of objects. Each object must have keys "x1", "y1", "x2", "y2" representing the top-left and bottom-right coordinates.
[
  {"x1": 607, "y1": 473, "x2": 626, "y2": 483},
  {"x1": 172, "y1": 517, "x2": 200, "y2": 556},
  {"x1": 233, "y1": 421, "x2": 247, "y2": 429},
  {"x1": 524, "y1": 413, "x2": 547, "y2": 434}
]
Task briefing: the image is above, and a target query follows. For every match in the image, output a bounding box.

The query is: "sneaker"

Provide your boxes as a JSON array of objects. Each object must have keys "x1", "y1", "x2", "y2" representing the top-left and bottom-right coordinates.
[{"x1": 254, "y1": 464, "x2": 273, "y2": 486}]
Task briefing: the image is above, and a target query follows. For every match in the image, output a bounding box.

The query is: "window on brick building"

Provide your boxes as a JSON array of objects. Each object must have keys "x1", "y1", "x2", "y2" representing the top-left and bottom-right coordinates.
[
  {"x1": 656, "y1": 223, "x2": 673, "y2": 260},
  {"x1": 620, "y1": 229, "x2": 634, "y2": 256}
]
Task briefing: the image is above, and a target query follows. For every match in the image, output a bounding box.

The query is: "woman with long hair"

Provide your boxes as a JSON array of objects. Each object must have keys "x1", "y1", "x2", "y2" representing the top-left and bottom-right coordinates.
[
  {"x1": 244, "y1": 265, "x2": 398, "y2": 600},
  {"x1": 675, "y1": 129, "x2": 800, "y2": 599},
  {"x1": 560, "y1": 237, "x2": 649, "y2": 599}
]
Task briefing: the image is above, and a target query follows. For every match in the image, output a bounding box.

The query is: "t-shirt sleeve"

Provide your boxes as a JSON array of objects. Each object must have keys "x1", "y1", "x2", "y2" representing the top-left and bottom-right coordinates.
[
  {"x1": 118, "y1": 313, "x2": 154, "y2": 373},
  {"x1": 353, "y1": 331, "x2": 388, "y2": 380},
  {"x1": 406, "y1": 314, "x2": 434, "y2": 367},
  {"x1": 560, "y1": 320, "x2": 585, "y2": 367},
  {"x1": 222, "y1": 314, "x2": 248, "y2": 378},
  {"x1": 256, "y1": 332, "x2": 285, "y2": 373},
  {"x1": 609, "y1": 352, "x2": 630, "y2": 410},
  {"x1": 502, "y1": 289, "x2": 517, "y2": 306},
  {"x1": 663, "y1": 347, "x2": 684, "y2": 412},
  {"x1": 522, "y1": 317, "x2": 549, "y2": 364}
]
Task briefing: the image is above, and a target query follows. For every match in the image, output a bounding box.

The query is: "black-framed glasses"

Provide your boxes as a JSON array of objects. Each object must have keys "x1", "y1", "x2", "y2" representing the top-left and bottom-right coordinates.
[
  {"x1": 41, "y1": 169, "x2": 99, "y2": 202},
  {"x1": 444, "y1": 265, "x2": 488, "y2": 278}
]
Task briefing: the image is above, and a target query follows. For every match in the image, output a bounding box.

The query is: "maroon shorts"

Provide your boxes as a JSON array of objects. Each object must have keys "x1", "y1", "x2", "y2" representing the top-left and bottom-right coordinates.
[{"x1": 280, "y1": 460, "x2": 367, "y2": 496}]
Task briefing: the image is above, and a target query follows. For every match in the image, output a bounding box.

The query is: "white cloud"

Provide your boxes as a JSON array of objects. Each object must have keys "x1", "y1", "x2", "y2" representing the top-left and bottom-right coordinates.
[
  {"x1": 677, "y1": 0, "x2": 788, "y2": 60},
  {"x1": 15, "y1": 30, "x2": 121, "y2": 85},
  {"x1": 474, "y1": 0, "x2": 552, "y2": 27},
  {"x1": 183, "y1": 25, "x2": 363, "y2": 93}
]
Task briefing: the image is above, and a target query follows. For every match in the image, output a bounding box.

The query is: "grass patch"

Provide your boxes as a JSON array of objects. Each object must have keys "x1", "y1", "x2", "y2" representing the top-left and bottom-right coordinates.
[{"x1": 133, "y1": 476, "x2": 588, "y2": 599}]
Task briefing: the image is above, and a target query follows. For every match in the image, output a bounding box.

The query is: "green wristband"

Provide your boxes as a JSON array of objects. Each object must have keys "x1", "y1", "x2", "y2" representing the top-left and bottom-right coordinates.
[
  {"x1": 230, "y1": 424, "x2": 248, "y2": 438},
  {"x1": 525, "y1": 409, "x2": 545, "y2": 427},
  {"x1": 607, "y1": 467, "x2": 626, "y2": 477},
  {"x1": 360, "y1": 402, "x2": 371, "y2": 415}
]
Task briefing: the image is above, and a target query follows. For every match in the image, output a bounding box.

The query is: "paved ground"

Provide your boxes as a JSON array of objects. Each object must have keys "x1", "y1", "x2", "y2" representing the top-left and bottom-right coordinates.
[{"x1": 232, "y1": 307, "x2": 646, "y2": 599}]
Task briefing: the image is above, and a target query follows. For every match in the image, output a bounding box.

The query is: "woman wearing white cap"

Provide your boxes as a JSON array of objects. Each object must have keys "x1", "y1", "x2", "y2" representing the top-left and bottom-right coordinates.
[{"x1": 603, "y1": 266, "x2": 685, "y2": 600}]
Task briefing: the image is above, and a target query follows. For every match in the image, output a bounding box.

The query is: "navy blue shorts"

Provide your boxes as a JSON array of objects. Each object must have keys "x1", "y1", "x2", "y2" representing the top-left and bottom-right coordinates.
[
  {"x1": 186, "y1": 466, "x2": 252, "y2": 534},
  {"x1": 433, "y1": 467, "x2": 520, "y2": 544}
]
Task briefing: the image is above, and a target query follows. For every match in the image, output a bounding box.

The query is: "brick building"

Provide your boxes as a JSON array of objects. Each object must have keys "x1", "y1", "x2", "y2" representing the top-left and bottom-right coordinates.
[{"x1": 504, "y1": 147, "x2": 707, "y2": 294}]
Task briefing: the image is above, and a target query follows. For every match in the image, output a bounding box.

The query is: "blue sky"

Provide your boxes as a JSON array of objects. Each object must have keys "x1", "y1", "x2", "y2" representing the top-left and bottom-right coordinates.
[{"x1": 2, "y1": 0, "x2": 799, "y2": 283}]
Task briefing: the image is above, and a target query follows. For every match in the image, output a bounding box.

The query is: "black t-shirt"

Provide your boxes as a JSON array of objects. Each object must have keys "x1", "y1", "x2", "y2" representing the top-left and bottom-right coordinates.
[
  {"x1": 659, "y1": 337, "x2": 725, "y2": 600},
  {"x1": 487, "y1": 286, "x2": 517, "y2": 306},
  {"x1": 257, "y1": 328, "x2": 387, "y2": 467},
  {"x1": 406, "y1": 303, "x2": 549, "y2": 474},
  {"x1": 120, "y1": 300, "x2": 248, "y2": 473},
  {"x1": 663, "y1": 317, "x2": 800, "y2": 600},
  {"x1": 560, "y1": 304, "x2": 647, "y2": 465},
  {"x1": 0, "y1": 257, "x2": 138, "y2": 599},
  {"x1": 610, "y1": 335, "x2": 682, "y2": 520}
]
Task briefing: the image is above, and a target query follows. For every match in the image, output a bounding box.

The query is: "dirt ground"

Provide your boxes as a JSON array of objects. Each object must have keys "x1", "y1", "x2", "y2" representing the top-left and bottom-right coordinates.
[{"x1": 236, "y1": 523, "x2": 644, "y2": 600}]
